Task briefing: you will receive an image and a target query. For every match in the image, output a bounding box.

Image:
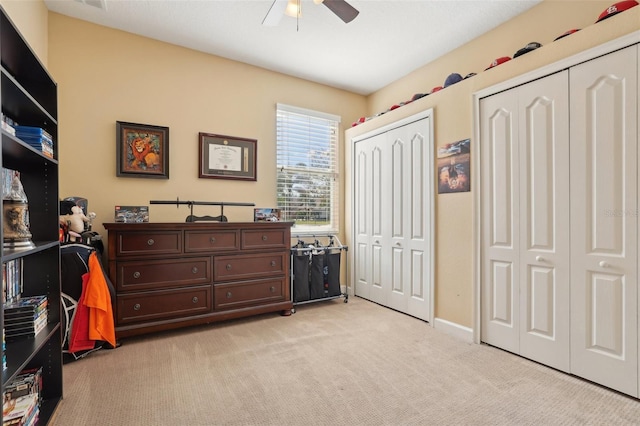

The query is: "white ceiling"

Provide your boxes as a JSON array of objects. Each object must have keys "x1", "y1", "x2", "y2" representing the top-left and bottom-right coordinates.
[{"x1": 44, "y1": 0, "x2": 541, "y2": 95}]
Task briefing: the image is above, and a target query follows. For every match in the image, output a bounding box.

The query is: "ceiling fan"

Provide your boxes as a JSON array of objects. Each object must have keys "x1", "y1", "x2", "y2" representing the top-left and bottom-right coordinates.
[{"x1": 262, "y1": 0, "x2": 359, "y2": 26}]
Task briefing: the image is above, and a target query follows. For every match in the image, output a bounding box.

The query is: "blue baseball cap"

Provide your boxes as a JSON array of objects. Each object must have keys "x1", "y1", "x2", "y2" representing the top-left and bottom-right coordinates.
[{"x1": 444, "y1": 73, "x2": 463, "y2": 88}]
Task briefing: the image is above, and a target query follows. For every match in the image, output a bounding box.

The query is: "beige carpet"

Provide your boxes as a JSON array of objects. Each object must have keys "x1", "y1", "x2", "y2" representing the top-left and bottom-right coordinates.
[{"x1": 52, "y1": 297, "x2": 640, "y2": 425}]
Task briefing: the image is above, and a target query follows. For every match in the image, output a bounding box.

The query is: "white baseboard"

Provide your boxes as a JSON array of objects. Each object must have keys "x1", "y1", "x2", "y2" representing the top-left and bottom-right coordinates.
[{"x1": 433, "y1": 317, "x2": 474, "y2": 343}]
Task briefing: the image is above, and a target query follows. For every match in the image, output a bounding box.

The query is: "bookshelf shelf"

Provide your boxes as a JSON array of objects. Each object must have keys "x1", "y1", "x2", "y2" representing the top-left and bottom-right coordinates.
[{"x1": 1, "y1": 5, "x2": 62, "y2": 424}]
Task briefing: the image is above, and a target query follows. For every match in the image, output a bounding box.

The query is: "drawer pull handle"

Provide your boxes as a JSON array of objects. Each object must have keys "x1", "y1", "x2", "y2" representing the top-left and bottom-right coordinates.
[
  {"x1": 147, "y1": 239, "x2": 155, "y2": 246},
  {"x1": 192, "y1": 267, "x2": 198, "y2": 274},
  {"x1": 192, "y1": 297, "x2": 199, "y2": 303},
  {"x1": 210, "y1": 237, "x2": 216, "y2": 244},
  {"x1": 270, "y1": 260, "x2": 276, "y2": 267},
  {"x1": 262, "y1": 235, "x2": 268, "y2": 241},
  {"x1": 226, "y1": 291, "x2": 232, "y2": 299},
  {"x1": 270, "y1": 286, "x2": 276, "y2": 293},
  {"x1": 133, "y1": 271, "x2": 141, "y2": 279},
  {"x1": 133, "y1": 303, "x2": 141, "y2": 311},
  {"x1": 226, "y1": 264, "x2": 232, "y2": 270}
]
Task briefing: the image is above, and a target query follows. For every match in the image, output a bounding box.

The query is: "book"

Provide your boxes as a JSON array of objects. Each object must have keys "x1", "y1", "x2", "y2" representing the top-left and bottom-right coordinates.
[
  {"x1": 4, "y1": 295, "x2": 47, "y2": 315},
  {"x1": 2, "y1": 393, "x2": 37, "y2": 425}
]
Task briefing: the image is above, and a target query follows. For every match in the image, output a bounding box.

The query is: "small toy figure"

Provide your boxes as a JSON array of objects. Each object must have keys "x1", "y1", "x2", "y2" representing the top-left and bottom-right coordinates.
[{"x1": 61, "y1": 206, "x2": 91, "y2": 242}]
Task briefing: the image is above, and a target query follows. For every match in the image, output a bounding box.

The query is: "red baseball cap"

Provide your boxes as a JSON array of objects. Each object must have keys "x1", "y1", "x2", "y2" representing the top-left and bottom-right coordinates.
[
  {"x1": 485, "y1": 56, "x2": 511, "y2": 71},
  {"x1": 554, "y1": 29, "x2": 580, "y2": 41},
  {"x1": 596, "y1": 0, "x2": 638, "y2": 22},
  {"x1": 430, "y1": 86, "x2": 443, "y2": 94}
]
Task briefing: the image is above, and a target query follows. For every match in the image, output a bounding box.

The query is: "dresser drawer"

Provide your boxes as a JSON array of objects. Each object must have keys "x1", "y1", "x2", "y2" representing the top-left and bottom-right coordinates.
[
  {"x1": 241, "y1": 229, "x2": 287, "y2": 250},
  {"x1": 185, "y1": 230, "x2": 239, "y2": 253},
  {"x1": 116, "y1": 257, "x2": 211, "y2": 292},
  {"x1": 214, "y1": 278, "x2": 285, "y2": 310},
  {"x1": 117, "y1": 285, "x2": 212, "y2": 324},
  {"x1": 115, "y1": 231, "x2": 182, "y2": 256},
  {"x1": 214, "y1": 252, "x2": 287, "y2": 282}
]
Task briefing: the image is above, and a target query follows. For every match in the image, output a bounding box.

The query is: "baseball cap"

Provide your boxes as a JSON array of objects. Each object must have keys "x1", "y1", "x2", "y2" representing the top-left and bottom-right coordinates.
[
  {"x1": 596, "y1": 0, "x2": 638, "y2": 22},
  {"x1": 513, "y1": 42, "x2": 542, "y2": 58},
  {"x1": 554, "y1": 29, "x2": 580, "y2": 41},
  {"x1": 411, "y1": 93, "x2": 426, "y2": 101},
  {"x1": 430, "y1": 86, "x2": 443, "y2": 94},
  {"x1": 444, "y1": 73, "x2": 463, "y2": 88},
  {"x1": 485, "y1": 56, "x2": 511, "y2": 71}
]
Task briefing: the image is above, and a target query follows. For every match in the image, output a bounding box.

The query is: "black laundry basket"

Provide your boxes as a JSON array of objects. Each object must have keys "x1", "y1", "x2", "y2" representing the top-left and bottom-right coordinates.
[
  {"x1": 290, "y1": 235, "x2": 348, "y2": 307},
  {"x1": 293, "y1": 251, "x2": 311, "y2": 303}
]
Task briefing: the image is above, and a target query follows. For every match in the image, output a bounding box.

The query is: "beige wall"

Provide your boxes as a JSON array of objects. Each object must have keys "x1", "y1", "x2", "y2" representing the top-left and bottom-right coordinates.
[
  {"x1": 347, "y1": 2, "x2": 640, "y2": 327},
  {"x1": 1, "y1": 0, "x2": 48, "y2": 65},
  {"x1": 47, "y1": 13, "x2": 366, "y2": 243},
  {"x1": 6, "y1": 1, "x2": 640, "y2": 331}
]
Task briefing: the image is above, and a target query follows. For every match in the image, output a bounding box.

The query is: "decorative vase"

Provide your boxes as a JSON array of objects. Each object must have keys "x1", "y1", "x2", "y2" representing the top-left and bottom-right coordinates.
[{"x1": 3, "y1": 199, "x2": 35, "y2": 250}]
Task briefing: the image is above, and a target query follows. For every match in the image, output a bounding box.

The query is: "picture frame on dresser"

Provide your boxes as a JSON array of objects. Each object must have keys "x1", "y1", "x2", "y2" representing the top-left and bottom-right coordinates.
[
  {"x1": 116, "y1": 121, "x2": 169, "y2": 179},
  {"x1": 199, "y1": 132, "x2": 257, "y2": 181}
]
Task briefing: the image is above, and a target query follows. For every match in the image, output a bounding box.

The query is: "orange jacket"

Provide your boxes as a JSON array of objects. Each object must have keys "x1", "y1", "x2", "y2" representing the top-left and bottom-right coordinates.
[{"x1": 83, "y1": 252, "x2": 116, "y2": 347}]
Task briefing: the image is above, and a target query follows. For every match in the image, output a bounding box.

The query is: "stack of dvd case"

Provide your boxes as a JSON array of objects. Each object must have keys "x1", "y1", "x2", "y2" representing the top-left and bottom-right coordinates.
[
  {"x1": 3, "y1": 295, "x2": 47, "y2": 341},
  {"x1": 3, "y1": 367, "x2": 42, "y2": 425},
  {"x1": 13, "y1": 126, "x2": 53, "y2": 159}
]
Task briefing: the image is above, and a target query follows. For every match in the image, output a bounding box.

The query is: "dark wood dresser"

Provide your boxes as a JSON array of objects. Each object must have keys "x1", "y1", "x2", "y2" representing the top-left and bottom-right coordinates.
[{"x1": 103, "y1": 222, "x2": 293, "y2": 338}]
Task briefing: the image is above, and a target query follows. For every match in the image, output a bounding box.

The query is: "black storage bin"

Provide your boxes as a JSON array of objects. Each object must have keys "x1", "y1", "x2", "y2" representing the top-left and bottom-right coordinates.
[
  {"x1": 293, "y1": 252, "x2": 311, "y2": 303},
  {"x1": 309, "y1": 252, "x2": 326, "y2": 299},
  {"x1": 325, "y1": 251, "x2": 341, "y2": 297}
]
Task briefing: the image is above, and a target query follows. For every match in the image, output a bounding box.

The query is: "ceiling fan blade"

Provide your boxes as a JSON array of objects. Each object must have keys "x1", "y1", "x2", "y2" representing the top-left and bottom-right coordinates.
[
  {"x1": 322, "y1": 0, "x2": 359, "y2": 23},
  {"x1": 262, "y1": 0, "x2": 288, "y2": 26}
]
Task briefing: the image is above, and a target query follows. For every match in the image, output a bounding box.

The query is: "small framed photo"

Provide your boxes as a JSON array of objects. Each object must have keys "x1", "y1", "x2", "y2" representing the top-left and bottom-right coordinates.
[
  {"x1": 254, "y1": 208, "x2": 281, "y2": 222},
  {"x1": 116, "y1": 121, "x2": 169, "y2": 179},
  {"x1": 199, "y1": 133, "x2": 257, "y2": 181},
  {"x1": 115, "y1": 205, "x2": 149, "y2": 223}
]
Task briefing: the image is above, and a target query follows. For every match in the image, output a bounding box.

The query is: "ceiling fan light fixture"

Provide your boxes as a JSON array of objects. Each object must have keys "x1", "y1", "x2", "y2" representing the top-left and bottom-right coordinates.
[{"x1": 285, "y1": 0, "x2": 301, "y2": 17}]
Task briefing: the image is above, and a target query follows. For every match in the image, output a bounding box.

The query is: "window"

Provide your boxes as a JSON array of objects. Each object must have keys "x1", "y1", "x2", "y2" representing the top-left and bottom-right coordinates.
[{"x1": 276, "y1": 103, "x2": 340, "y2": 235}]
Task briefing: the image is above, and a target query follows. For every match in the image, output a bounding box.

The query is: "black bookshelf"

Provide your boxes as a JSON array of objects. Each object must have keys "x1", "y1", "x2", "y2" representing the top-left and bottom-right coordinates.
[{"x1": 1, "y1": 6, "x2": 62, "y2": 424}]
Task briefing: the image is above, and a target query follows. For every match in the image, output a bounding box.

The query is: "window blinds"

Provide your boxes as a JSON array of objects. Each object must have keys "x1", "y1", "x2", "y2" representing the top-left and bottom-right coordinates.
[{"x1": 276, "y1": 103, "x2": 340, "y2": 234}]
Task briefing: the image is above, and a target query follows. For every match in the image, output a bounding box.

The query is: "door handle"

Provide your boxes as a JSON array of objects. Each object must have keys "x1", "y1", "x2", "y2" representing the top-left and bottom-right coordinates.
[
  {"x1": 535, "y1": 256, "x2": 545, "y2": 262},
  {"x1": 599, "y1": 260, "x2": 610, "y2": 268}
]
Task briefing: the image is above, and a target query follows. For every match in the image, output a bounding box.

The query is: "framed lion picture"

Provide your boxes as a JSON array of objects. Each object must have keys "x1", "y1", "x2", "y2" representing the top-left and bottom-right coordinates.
[{"x1": 116, "y1": 121, "x2": 169, "y2": 179}]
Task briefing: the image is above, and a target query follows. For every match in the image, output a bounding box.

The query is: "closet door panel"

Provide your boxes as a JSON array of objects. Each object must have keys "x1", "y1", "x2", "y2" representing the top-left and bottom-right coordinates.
[
  {"x1": 519, "y1": 71, "x2": 570, "y2": 372},
  {"x1": 389, "y1": 136, "x2": 408, "y2": 313},
  {"x1": 354, "y1": 138, "x2": 376, "y2": 300},
  {"x1": 370, "y1": 144, "x2": 389, "y2": 305},
  {"x1": 570, "y1": 45, "x2": 638, "y2": 397},
  {"x1": 480, "y1": 90, "x2": 520, "y2": 353}
]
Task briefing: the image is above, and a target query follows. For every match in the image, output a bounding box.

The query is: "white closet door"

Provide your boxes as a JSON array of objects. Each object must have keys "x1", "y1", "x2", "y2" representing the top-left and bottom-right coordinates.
[
  {"x1": 480, "y1": 71, "x2": 571, "y2": 371},
  {"x1": 518, "y1": 71, "x2": 570, "y2": 372},
  {"x1": 480, "y1": 89, "x2": 521, "y2": 353},
  {"x1": 353, "y1": 116, "x2": 433, "y2": 322},
  {"x1": 354, "y1": 133, "x2": 391, "y2": 306},
  {"x1": 387, "y1": 119, "x2": 432, "y2": 321},
  {"x1": 570, "y1": 45, "x2": 638, "y2": 397}
]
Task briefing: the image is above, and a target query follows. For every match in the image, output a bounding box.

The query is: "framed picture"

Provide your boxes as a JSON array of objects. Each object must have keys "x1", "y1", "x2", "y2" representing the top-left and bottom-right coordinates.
[
  {"x1": 437, "y1": 138, "x2": 470, "y2": 194},
  {"x1": 199, "y1": 132, "x2": 257, "y2": 181},
  {"x1": 254, "y1": 208, "x2": 281, "y2": 222},
  {"x1": 116, "y1": 121, "x2": 169, "y2": 179}
]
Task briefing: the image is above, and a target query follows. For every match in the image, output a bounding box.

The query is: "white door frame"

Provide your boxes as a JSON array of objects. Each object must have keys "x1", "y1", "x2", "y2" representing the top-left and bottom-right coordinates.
[
  {"x1": 350, "y1": 108, "x2": 435, "y2": 325},
  {"x1": 472, "y1": 31, "x2": 640, "y2": 344}
]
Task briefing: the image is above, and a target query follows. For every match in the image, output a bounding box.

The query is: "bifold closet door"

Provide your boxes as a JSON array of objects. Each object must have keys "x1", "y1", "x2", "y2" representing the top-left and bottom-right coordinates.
[
  {"x1": 569, "y1": 45, "x2": 638, "y2": 397},
  {"x1": 386, "y1": 119, "x2": 432, "y2": 322},
  {"x1": 481, "y1": 71, "x2": 571, "y2": 372},
  {"x1": 354, "y1": 132, "x2": 391, "y2": 306},
  {"x1": 354, "y1": 117, "x2": 432, "y2": 322}
]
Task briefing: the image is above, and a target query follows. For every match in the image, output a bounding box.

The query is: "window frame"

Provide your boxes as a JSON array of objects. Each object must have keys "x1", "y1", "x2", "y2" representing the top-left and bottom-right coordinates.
[{"x1": 276, "y1": 103, "x2": 341, "y2": 236}]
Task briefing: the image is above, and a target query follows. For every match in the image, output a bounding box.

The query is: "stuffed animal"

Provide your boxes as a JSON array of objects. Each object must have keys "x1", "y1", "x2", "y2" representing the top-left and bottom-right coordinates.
[{"x1": 60, "y1": 206, "x2": 91, "y2": 242}]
